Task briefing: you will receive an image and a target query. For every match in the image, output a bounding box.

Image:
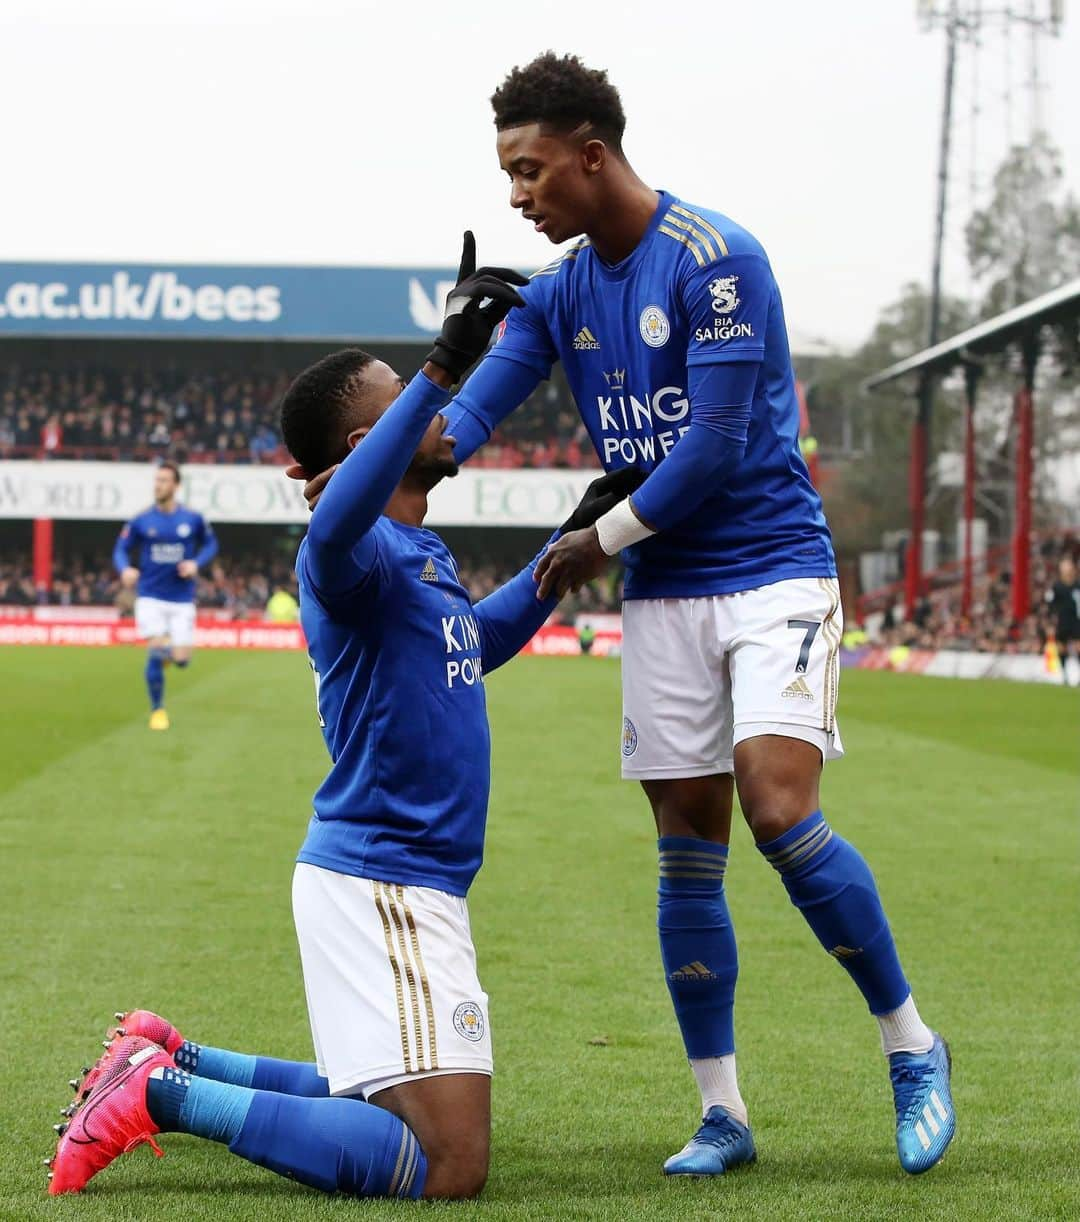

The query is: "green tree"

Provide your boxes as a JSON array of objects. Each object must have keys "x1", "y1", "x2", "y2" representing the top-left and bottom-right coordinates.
[
  {"x1": 966, "y1": 132, "x2": 1080, "y2": 317},
  {"x1": 809, "y1": 283, "x2": 968, "y2": 558}
]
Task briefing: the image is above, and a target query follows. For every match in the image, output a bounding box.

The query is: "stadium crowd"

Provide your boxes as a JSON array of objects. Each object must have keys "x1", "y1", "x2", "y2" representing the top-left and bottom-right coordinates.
[
  {"x1": 868, "y1": 543, "x2": 1076, "y2": 655},
  {"x1": 0, "y1": 550, "x2": 623, "y2": 618},
  {"x1": 0, "y1": 363, "x2": 600, "y2": 469},
  {"x1": 2, "y1": 546, "x2": 1073, "y2": 653}
]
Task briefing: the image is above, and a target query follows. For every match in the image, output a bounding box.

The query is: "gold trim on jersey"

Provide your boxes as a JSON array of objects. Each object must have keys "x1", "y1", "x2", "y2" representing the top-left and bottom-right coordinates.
[
  {"x1": 660, "y1": 212, "x2": 721, "y2": 262},
  {"x1": 529, "y1": 238, "x2": 591, "y2": 278},
  {"x1": 669, "y1": 203, "x2": 730, "y2": 256},
  {"x1": 657, "y1": 225, "x2": 707, "y2": 267}
]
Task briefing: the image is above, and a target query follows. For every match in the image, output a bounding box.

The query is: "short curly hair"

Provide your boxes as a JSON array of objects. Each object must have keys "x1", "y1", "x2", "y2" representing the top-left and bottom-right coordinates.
[
  {"x1": 279, "y1": 348, "x2": 376, "y2": 475},
  {"x1": 491, "y1": 52, "x2": 626, "y2": 150}
]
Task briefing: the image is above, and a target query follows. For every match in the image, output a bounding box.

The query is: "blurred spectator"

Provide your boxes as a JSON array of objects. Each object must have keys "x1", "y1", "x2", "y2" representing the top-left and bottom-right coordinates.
[{"x1": 266, "y1": 582, "x2": 301, "y2": 623}]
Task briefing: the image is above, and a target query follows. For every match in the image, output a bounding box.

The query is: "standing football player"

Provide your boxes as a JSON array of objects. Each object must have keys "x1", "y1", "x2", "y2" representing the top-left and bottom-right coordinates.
[
  {"x1": 112, "y1": 461, "x2": 217, "y2": 730},
  {"x1": 438, "y1": 54, "x2": 954, "y2": 1176},
  {"x1": 49, "y1": 239, "x2": 640, "y2": 1201}
]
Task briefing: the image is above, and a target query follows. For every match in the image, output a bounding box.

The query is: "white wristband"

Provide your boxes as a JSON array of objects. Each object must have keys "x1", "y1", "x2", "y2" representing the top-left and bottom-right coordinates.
[{"x1": 594, "y1": 497, "x2": 656, "y2": 556}]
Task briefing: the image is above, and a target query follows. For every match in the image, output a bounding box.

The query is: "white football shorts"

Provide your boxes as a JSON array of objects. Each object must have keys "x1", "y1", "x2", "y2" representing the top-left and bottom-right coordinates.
[
  {"x1": 620, "y1": 577, "x2": 844, "y2": 779},
  {"x1": 292, "y1": 863, "x2": 493, "y2": 1099},
  {"x1": 134, "y1": 596, "x2": 196, "y2": 647}
]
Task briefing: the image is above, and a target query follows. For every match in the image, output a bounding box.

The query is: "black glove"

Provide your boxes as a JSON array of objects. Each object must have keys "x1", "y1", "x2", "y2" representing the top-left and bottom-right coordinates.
[
  {"x1": 560, "y1": 467, "x2": 646, "y2": 534},
  {"x1": 425, "y1": 231, "x2": 528, "y2": 382}
]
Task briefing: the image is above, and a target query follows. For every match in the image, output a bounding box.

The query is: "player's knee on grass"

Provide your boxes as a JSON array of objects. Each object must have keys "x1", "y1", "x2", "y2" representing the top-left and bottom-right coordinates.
[
  {"x1": 422, "y1": 1128, "x2": 489, "y2": 1199},
  {"x1": 370, "y1": 1072, "x2": 490, "y2": 1200},
  {"x1": 734, "y1": 734, "x2": 822, "y2": 843},
  {"x1": 641, "y1": 775, "x2": 734, "y2": 842}
]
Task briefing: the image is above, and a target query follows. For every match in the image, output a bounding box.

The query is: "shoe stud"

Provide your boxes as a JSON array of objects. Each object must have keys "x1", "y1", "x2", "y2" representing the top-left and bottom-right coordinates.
[
  {"x1": 81, "y1": 1066, "x2": 91, "y2": 1075},
  {"x1": 102, "y1": 1039, "x2": 113, "y2": 1049},
  {"x1": 42, "y1": 1158, "x2": 52, "y2": 1167},
  {"x1": 114, "y1": 1011, "x2": 126, "y2": 1021},
  {"x1": 68, "y1": 1078, "x2": 79, "y2": 1090},
  {"x1": 47, "y1": 1172, "x2": 54, "y2": 1181},
  {"x1": 53, "y1": 1123, "x2": 66, "y2": 1135}
]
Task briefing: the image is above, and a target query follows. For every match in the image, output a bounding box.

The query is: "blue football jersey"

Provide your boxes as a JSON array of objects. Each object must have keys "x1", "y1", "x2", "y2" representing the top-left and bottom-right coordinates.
[
  {"x1": 296, "y1": 521, "x2": 493, "y2": 897},
  {"x1": 113, "y1": 505, "x2": 216, "y2": 603},
  {"x1": 482, "y1": 189, "x2": 836, "y2": 599}
]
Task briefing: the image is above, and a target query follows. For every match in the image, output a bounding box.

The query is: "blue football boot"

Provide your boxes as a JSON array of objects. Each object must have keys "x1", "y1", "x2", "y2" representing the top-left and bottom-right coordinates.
[
  {"x1": 663, "y1": 1106, "x2": 756, "y2": 1176},
  {"x1": 889, "y1": 1033, "x2": 955, "y2": 1173}
]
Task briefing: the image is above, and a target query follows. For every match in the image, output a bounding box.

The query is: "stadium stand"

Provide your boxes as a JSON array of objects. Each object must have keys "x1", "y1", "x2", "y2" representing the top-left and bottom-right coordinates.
[
  {"x1": 0, "y1": 549, "x2": 623, "y2": 617},
  {"x1": 864, "y1": 534, "x2": 1076, "y2": 654},
  {"x1": 3, "y1": 541, "x2": 1072, "y2": 649},
  {"x1": 0, "y1": 363, "x2": 600, "y2": 469}
]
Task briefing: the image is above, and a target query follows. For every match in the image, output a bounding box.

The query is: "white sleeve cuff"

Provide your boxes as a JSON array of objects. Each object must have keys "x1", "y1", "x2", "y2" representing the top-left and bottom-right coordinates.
[{"x1": 594, "y1": 497, "x2": 656, "y2": 556}]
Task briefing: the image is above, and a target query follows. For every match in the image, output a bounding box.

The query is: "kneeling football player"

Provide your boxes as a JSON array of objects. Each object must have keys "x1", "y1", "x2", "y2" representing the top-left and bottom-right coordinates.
[{"x1": 48, "y1": 236, "x2": 640, "y2": 1201}]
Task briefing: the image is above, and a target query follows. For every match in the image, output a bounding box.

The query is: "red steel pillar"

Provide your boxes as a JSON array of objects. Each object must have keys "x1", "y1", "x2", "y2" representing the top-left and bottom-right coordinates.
[
  {"x1": 1010, "y1": 337, "x2": 1039, "y2": 624},
  {"x1": 904, "y1": 375, "x2": 931, "y2": 619},
  {"x1": 33, "y1": 517, "x2": 54, "y2": 598},
  {"x1": 961, "y1": 364, "x2": 979, "y2": 618}
]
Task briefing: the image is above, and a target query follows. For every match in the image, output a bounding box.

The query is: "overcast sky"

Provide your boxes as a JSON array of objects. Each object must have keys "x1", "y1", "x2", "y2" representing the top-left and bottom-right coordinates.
[{"x1": 2, "y1": 0, "x2": 1076, "y2": 347}]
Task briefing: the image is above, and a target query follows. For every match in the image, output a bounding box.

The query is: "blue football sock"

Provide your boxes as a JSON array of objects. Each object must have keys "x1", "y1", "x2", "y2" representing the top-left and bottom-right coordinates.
[
  {"x1": 147, "y1": 1068, "x2": 252, "y2": 1144},
  {"x1": 175, "y1": 1041, "x2": 255, "y2": 1084},
  {"x1": 758, "y1": 810, "x2": 910, "y2": 1014},
  {"x1": 231, "y1": 1088, "x2": 426, "y2": 1198},
  {"x1": 147, "y1": 1069, "x2": 424, "y2": 1197},
  {"x1": 658, "y1": 836, "x2": 738, "y2": 1058},
  {"x1": 145, "y1": 648, "x2": 166, "y2": 710},
  {"x1": 176, "y1": 1040, "x2": 329, "y2": 1096},
  {"x1": 251, "y1": 1055, "x2": 329, "y2": 1097}
]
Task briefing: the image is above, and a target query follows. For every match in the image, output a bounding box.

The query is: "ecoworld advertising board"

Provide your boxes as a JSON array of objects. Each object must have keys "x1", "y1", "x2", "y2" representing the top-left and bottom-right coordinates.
[{"x1": 0, "y1": 461, "x2": 602, "y2": 527}]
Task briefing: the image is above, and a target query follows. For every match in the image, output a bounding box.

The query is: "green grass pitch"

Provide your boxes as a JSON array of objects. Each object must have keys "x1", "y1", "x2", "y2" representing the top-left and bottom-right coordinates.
[{"x1": 1, "y1": 647, "x2": 1077, "y2": 1220}]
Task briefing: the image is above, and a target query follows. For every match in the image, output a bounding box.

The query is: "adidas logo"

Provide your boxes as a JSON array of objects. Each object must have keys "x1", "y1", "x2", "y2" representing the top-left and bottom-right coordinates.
[
  {"x1": 573, "y1": 325, "x2": 600, "y2": 350},
  {"x1": 781, "y1": 676, "x2": 814, "y2": 700},
  {"x1": 419, "y1": 558, "x2": 438, "y2": 582},
  {"x1": 669, "y1": 961, "x2": 718, "y2": 982}
]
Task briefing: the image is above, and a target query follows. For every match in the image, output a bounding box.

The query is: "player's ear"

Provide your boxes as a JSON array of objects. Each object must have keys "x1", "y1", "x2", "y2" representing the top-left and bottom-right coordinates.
[
  {"x1": 345, "y1": 426, "x2": 370, "y2": 451},
  {"x1": 581, "y1": 138, "x2": 607, "y2": 176}
]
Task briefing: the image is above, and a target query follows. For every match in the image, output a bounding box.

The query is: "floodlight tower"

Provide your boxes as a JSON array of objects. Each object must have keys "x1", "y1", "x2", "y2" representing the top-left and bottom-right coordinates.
[{"x1": 903, "y1": 0, "x2": 1064, "y2": 617}]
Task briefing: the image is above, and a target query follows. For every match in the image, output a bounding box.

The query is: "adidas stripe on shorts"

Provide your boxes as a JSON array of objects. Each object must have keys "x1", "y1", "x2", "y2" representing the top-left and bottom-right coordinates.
[
  {"x1": 292, "y1": 863, "x2": 493, "y2": 1099},
  {"x1": 619, "y1": 577, "x2": 844, "y2": 779}
]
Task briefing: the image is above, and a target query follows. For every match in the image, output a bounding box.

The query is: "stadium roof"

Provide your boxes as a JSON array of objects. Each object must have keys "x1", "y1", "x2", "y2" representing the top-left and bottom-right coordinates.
[{"x1": 862, "y1": 277, "x2": 1080, "y2": 391}]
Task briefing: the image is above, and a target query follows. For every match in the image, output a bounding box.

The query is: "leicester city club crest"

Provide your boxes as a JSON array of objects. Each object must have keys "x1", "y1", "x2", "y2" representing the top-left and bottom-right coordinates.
[
  {"x1": 639, "y1": 305, "x2": 670, "y2": 348},
  {"x1": 622, "y1": 717, "x2": 638, "y2": 757},
  {"x1": 453, "y1": 1001, "x2": 485, "y2": 1042}
]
